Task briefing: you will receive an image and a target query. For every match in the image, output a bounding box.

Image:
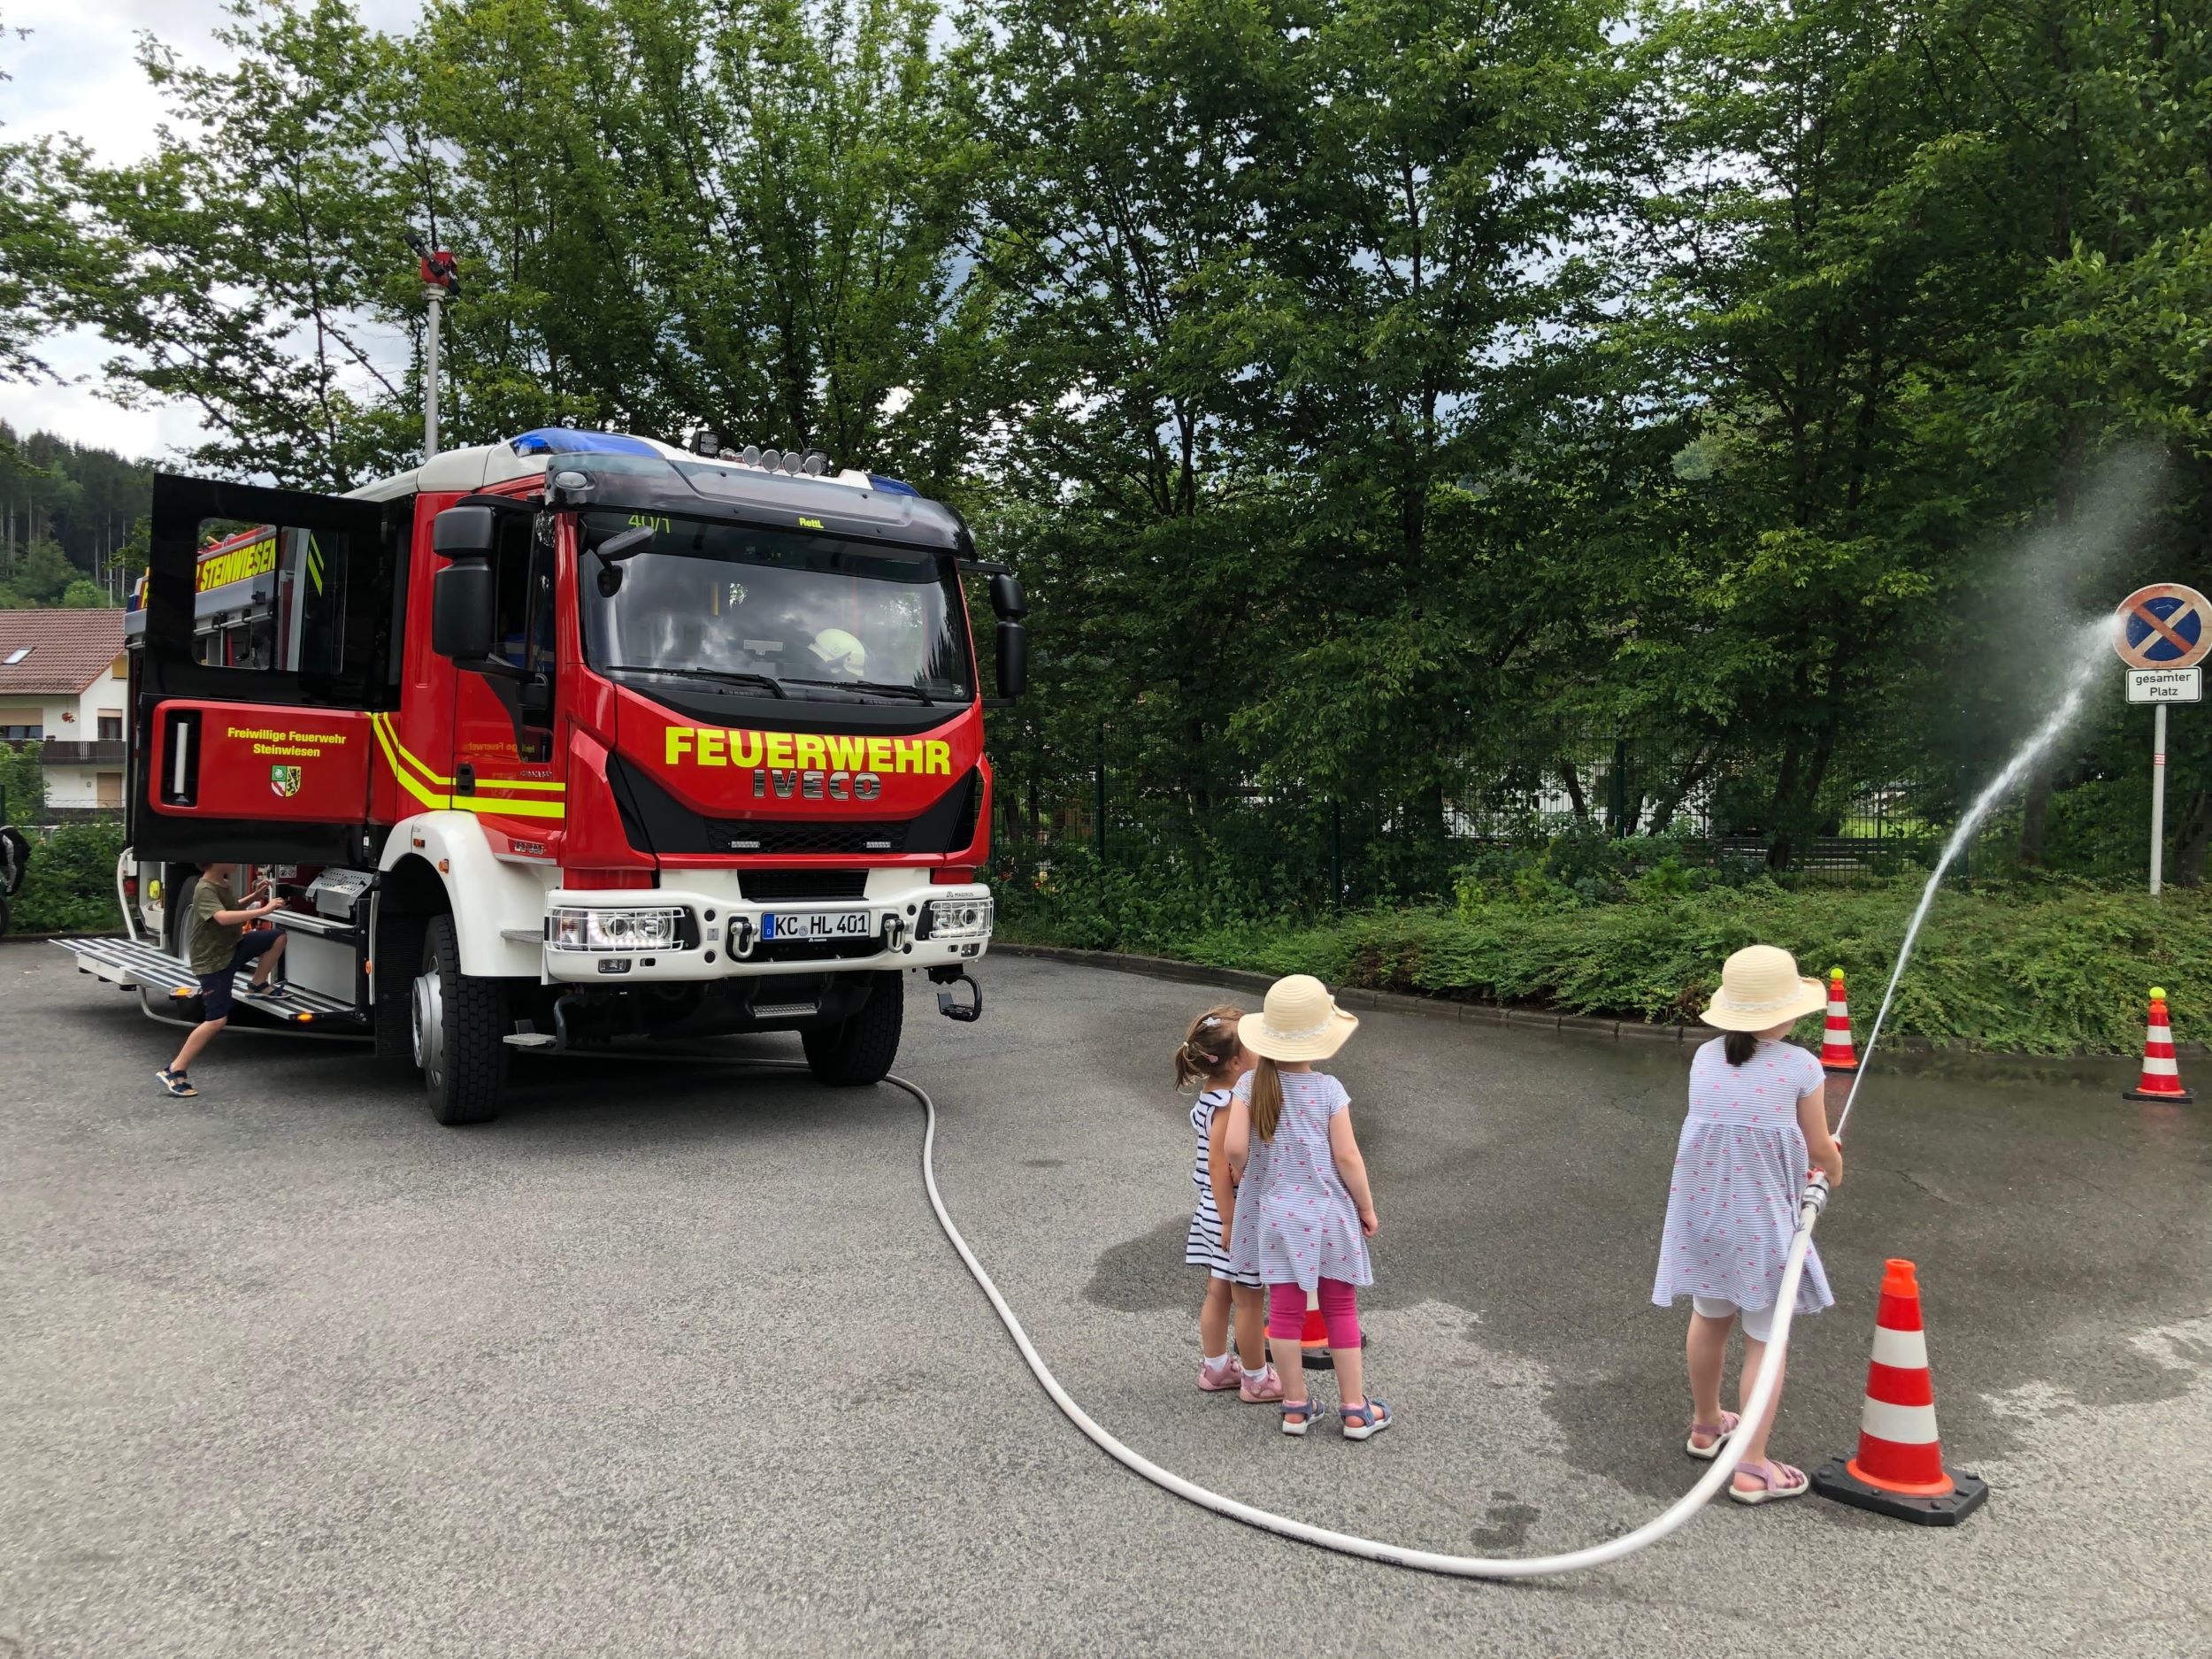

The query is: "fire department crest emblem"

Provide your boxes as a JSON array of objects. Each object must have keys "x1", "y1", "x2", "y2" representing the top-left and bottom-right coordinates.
[{"x1": 270, "y1": 764, "x2": 303, "y2": 799}]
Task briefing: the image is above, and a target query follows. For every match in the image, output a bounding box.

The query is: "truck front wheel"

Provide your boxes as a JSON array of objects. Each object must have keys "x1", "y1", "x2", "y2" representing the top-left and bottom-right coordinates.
[
  {"x1": 413, "y1": 914, "x2": 507, "y2": 1125},
  {"x1": 801, "y1": 972, "x2": 903, "y2": 1087}
]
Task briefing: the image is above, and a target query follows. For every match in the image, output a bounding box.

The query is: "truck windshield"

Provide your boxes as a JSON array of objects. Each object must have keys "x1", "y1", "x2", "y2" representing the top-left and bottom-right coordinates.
[{"x1": 578, "y1": 511, "x2": 972, "y2": 705}]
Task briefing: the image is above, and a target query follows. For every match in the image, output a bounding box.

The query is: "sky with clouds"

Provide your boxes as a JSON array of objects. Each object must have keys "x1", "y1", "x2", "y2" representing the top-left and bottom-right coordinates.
[{"x1": 2, "y1": 0, "x2": 421, "y2": 459}]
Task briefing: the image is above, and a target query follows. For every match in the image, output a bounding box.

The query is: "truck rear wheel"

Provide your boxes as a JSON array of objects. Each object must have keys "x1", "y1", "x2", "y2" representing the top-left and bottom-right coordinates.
[
  {"x1": 801, "y1": 972, "x2": 903, "y2": 1086},
  {"x1": 413, "y1": 914, "x2": 507, "y2": 1125}
]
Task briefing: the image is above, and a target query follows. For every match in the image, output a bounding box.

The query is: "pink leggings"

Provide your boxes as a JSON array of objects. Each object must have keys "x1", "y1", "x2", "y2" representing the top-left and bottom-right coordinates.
[{"x1": 1267, "y1": 1279, "x2": 1359, "y2": 1350}]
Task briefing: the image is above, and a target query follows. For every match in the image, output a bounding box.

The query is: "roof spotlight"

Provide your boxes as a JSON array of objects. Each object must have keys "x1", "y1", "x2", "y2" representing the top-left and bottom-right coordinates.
[
  {"x1": 741, "y1": 444, "x2": 761, "y2": 467},
  {"x1": 759, "y1": 448, "x2": 782, "y2": 472},
  {"x1": 801, "y1": 449, "x2": 830, "y2": 476},
  {"x1": 781, "y1": 449, "x2": 803, "y2": 474},
  {"x1": 691, "y1": 427, "x2": 720, "y2": 457}
]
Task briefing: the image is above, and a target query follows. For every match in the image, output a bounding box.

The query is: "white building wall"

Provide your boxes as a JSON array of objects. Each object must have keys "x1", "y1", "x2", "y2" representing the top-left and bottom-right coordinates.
[{"x1": 1, "y1": 653, "x2": 129, "y2": 813}]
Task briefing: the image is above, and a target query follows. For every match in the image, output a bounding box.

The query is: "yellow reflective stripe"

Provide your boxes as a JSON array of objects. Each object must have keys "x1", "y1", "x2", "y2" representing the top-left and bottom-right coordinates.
[
  {"x1": 373, "y1": 713, "x2": 565, "y2": 793},
  {"x1": 372, "y1": 714, "x2": 449, "y2": 810},
  {"x1": 449, "y1": 795, "x2": 566, "y2": 820},
  {"x1": 376, "y1": 714, "x2": 452, "y2": 788},
  {"x1": 371, "y1": 714, "x2": 566, "y2": 820}
]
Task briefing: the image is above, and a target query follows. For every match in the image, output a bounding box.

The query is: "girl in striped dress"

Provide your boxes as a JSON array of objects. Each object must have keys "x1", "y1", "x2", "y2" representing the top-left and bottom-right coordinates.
[{"x1": 1179, "y1": 1007, "x2": 1281, "y2": 1402}]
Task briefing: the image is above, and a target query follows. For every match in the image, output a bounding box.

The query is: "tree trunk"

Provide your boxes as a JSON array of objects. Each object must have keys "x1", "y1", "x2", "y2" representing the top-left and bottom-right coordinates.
[
  {"x1": 1647, "y1": 750, "x2": 1713, "y2": 834},
  {"x1": 1558, "y1": 758, "x2": 1588, "y2": 820},
  {"x1": 1767, "y1": 732, "x2": 1803, "y2": 869}
]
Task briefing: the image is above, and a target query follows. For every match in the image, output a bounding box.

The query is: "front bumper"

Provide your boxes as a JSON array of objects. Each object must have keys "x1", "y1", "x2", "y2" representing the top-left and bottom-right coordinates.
[{"x1": 537, "y1": 874, "x2": 993, "y2": 985}]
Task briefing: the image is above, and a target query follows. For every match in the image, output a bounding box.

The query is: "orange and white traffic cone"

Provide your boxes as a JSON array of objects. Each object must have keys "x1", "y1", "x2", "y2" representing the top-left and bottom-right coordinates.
[
  {"x1": 1819, "y1": 967, "x2": 1858, "y2": 1073},
  {"x1": 2123, "y1": 987, "x2": 2195, "y2": 1103},
  {"x1": 1811, "y1": 1259, "x2": 1988, "y2": 1525}
]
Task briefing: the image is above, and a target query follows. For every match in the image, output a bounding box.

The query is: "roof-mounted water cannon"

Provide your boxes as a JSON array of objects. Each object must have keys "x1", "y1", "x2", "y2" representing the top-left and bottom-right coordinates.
[{"x1": 404, "y1": 229, "x2": 461, "y2": 459}]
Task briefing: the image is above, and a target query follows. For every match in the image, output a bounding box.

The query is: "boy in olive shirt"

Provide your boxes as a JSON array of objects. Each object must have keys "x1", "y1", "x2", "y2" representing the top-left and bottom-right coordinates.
[{"x1": 156, "y1": 863, "x2": 288, "y2": 1098}]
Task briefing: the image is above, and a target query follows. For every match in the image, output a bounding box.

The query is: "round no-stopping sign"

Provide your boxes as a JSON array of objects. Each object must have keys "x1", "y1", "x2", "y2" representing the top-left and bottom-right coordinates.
[{"x1": 2115, "y1": 583, "x2": 2211, "y2": 670}]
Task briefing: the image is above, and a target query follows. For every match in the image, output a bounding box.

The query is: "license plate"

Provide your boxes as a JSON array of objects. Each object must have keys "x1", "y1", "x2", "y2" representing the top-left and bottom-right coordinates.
[{"x1": 761, "y1": 909, "x2": 873, "y2": 941}]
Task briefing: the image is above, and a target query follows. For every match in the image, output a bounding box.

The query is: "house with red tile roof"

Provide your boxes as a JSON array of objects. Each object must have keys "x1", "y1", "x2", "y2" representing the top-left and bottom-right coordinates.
[{"x1": 0, "y1": 610, "x2": 130, "y2": 812}]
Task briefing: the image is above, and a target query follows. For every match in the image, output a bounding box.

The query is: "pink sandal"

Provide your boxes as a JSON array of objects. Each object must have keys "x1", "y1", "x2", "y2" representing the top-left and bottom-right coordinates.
[
  {"x1": 1728, "y1": 1459, "x2": 1809, "y2": 1505},
  {"x1": 1197, "y1": 1356, "x2": 1241, "y2": 1393},
  {"x1": 1686, "y1": 1410, "x2": 1740, "y2": 1460}
]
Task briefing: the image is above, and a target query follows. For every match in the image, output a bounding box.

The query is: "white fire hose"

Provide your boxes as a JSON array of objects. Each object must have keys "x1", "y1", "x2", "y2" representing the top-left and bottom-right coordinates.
[
  {"x1": 441, "y1": 1046, "x2": 1844, "y2": 1579},
  {"x1": 888, "y1": 1066, "x2": 1832, "y2": 1579}
]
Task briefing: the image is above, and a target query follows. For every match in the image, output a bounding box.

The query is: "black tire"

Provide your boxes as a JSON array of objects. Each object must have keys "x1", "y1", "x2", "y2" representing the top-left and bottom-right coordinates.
[
  {"x1": 801, "y1": 972, "x2": 903, "y2": 1086},
  {"x1": 165, "y1": 867, "x2": 198, "y2": 956},
  {"x1": 373, "y1": 910, "x2": 427, "y2": 1061},
  {"x1": 415, "y1": 914, "x2": 507, "y2": 1125}
]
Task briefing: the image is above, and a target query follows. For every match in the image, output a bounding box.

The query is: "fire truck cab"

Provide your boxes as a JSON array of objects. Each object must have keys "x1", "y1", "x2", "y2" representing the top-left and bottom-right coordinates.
[{"x1": 63, "y1": 430, "x2": 1026, "y2": 1124}]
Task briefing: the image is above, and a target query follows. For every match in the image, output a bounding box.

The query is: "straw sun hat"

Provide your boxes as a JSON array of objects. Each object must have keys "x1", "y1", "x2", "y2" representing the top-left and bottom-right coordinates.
[
  {"x1": 1238, "y1": 974, "x2": 1360, "y2": 1063},
  {"x1": 1701, "y1": 944, "x2": 1829, "y2": 1032}
]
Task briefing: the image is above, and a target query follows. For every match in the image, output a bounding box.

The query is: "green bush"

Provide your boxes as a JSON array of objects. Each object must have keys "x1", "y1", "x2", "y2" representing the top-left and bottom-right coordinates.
[
  {"x1": 1000, "y1": 854, "x2": 2212, "y2": 1055},
  {"x1": 10, "y1": 818, "x2": 126, "y2": 933}
]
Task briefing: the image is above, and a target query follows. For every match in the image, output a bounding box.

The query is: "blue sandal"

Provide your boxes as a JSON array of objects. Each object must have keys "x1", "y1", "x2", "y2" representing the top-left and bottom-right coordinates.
[
  {"x1": 1279, "y1": 1401, "x2": 1317, "y2": 1438},
  {"x1": 1340, "y1": 1399, "x2": 1393, "y2": 1441}
]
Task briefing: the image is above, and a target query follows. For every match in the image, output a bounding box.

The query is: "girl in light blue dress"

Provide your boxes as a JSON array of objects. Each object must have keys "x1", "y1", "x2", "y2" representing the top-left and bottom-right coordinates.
[
  {"x1": 1653, "y1": 945, "x2": 1845, "y2": 1504},
  {"x1": 1226, "y1": 975, "x2": 1387, "y2": 1440}
]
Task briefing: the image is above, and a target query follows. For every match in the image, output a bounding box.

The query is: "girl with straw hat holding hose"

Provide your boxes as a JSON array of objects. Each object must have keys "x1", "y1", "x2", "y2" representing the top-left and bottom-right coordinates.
[
  {"x1": 1654, "y1": 945, "x2": 1846, "y2": 1503},
  {"x1": 1225, "y1": 975, "x2": 1389, "y2": 1440}
]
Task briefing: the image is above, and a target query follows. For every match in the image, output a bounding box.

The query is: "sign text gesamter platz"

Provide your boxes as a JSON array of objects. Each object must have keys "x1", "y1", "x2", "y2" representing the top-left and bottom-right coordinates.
[{"x1": 662, "y1": 726, "x2": 955, "y2": 803}]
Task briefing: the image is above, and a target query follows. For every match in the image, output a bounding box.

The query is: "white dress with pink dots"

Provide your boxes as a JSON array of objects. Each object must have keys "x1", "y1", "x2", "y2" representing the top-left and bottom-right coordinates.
[{"x1": 1651, "y1": 1038, "x2": 1834, "y2": 1318}]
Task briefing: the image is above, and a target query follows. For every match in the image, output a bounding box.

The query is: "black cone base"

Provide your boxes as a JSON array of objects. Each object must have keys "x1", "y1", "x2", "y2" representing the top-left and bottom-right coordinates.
[
  {"x1": 1811, "y1": 1458, "x2": 1989, "y2": 1525},
  {"x1": 2124, "y1": 1087, "x2": 2195, "y2": 1103}
]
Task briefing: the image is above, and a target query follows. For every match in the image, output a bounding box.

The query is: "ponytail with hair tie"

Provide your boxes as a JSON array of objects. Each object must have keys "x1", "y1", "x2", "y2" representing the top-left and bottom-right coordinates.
[{"x1": 1173, "y1": 1005, "x2": 1245, "y2": 1088}]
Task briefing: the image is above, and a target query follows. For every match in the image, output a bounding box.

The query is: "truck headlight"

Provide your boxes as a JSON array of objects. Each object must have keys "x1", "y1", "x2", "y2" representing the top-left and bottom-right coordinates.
[
  {"x1": 549, "y1": 906, "x2": 687, "y2": 952},
  {"x1": 926, "y1": 895, "x2": 994, "y2": 941}
]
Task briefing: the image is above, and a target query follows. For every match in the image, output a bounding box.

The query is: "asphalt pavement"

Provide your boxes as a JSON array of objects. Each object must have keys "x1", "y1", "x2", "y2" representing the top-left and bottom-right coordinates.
[{"x1": 4, "y1": 942, "x2": 2209, "y2": 1657}]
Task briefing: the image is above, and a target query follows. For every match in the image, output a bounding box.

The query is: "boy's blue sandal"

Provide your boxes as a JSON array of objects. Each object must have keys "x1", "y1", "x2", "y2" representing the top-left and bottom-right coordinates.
[
  {"x1": 1340, "y1": 1399, "x2": 1392, "y2": 1440},
  {"x1": 156, "y1": 1068, "x2": 197, "y2": 1099},
  {"x1": 1279, "y1": 1402, "x2": 1317, "y2": 1438}
]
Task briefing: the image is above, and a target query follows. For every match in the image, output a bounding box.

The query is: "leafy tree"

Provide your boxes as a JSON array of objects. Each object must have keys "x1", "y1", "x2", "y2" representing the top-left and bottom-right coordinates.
[
  {"x1": 59, "y1": 0, "x2": 410, "y2": 488},
  {"x1": 8, "y1": 540, "x2": 77, "y2": 603}
]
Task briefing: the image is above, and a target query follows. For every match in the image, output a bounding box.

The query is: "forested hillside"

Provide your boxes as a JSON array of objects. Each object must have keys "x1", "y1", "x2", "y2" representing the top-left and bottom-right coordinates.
[
  {"x1": 1, "y1": 0, "x2": 2206, "y2": 882},
  {"x1": 0, "y1": 426, "x2": 151, "y2": 608}
]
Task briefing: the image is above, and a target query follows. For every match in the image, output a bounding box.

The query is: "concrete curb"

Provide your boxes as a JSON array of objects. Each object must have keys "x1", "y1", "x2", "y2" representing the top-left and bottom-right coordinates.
[{"x1": 990, "y1": 942, "x2": 2196, "y2": 1062}]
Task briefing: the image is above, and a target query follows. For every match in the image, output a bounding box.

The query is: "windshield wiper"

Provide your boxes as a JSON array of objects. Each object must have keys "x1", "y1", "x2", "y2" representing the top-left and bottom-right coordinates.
[
  {"x1": 603, "y1": 664, "x2": 787, "y2": 699},
  {"x1": 780, "y1": 676, "x2": 935, "y2": 703}
]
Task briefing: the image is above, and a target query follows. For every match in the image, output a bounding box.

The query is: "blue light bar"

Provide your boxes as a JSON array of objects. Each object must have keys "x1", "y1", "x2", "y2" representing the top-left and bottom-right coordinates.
[
  {"x1": 868, "y1": 473, "x2": 920, "y2": 496},
  {"x1": 510, "y1": 428, "x2": 660, "y2": 457}
]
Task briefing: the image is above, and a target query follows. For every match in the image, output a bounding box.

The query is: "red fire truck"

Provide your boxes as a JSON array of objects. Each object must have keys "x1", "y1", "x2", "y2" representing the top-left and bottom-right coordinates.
[{"x1": 60, "y1": 429, "x2": 1026, "y2": 1124}]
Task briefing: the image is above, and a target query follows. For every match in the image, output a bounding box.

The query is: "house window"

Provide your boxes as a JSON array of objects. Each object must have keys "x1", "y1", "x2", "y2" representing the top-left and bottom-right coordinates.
[
  {"x1": 98, "y1": 712, "x2": 124, "y2": 741},
  {"x1": 96, "y1": 772, "x2": 123, "y2": 809},
  {"x1": 111, "y1": 655, "x2": 127, "y2": 679},
  {"x1": 3, "y1": 647, "x2": 30, "y2": 666},
  {"x1": 0, "y1": 715, "x2": 41, "y2": 741}
]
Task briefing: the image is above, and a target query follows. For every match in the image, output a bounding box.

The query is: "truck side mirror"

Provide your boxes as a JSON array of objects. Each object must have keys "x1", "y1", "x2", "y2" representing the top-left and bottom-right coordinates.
[
  {"x1": 433, "y1": 560, "x2": 495, "y2": 660},
  {"x1": 432, "y1": 503, "x2": 499, "y2": 557},
  {"x1": 989, "y1": 572, "x2": 1027, "y2": 620},
  {"x1": 995, "y1": 621, "x2": 1028, "y2": 700}
]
